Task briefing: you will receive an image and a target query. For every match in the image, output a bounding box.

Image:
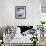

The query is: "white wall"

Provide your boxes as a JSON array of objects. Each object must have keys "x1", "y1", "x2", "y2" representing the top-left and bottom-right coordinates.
[
  {"x1": 0, "y1": 0, "x2": 2, "y2": 26},
  {"x1": 1, "y1": 0, "x2": 41, "y2": 27},
  {"x1": 32, "y1": 0, "x2": 41, "y2": 27}
]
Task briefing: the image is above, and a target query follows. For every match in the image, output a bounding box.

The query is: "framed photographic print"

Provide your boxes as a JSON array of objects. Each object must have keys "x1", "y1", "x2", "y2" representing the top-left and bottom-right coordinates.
[{"x1": 15, "y1": 6, "x2": 26, "y2": 19}]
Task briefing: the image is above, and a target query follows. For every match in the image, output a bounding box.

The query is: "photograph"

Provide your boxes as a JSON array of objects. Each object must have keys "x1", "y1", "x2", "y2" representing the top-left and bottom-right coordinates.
[
  {"x1": 15, "y1": 6, "x2": 26, "y2": 19},
  {"x1": 0, "y1": 0, "x2": 46, "y2": 46}
]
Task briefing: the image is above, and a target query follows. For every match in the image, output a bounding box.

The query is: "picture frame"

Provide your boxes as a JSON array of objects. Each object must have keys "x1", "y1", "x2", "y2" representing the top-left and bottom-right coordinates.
[{"x1": 15, "y1": 6, "x2": 26, "y2": 19}]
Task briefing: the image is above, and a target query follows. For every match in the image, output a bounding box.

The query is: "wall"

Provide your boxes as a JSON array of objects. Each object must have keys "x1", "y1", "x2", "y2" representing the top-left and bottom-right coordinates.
[
  {"x1": 1, "y1": 0, "x2": 41, "y2": 27},
  {"x1": 0, "y1": 0, "x2": 1, "y2": 26}
]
